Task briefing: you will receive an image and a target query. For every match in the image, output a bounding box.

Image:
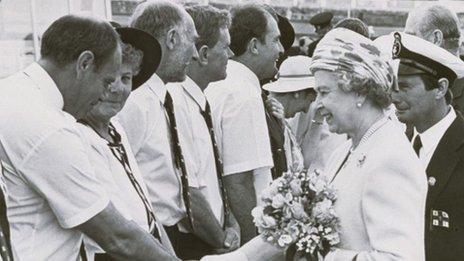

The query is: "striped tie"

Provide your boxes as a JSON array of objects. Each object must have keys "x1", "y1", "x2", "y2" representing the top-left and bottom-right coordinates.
[
  {"x1": 200, "y1": 101, "x2": 230, "y2": 226},
  {"x1": 164, "y1": 92, "x2": 194, "y2": 229}
]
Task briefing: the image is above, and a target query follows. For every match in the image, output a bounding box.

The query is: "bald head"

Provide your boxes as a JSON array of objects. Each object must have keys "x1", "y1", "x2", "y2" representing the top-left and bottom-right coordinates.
[
  {"x1": 405, "y1": 5, "x2": 461, "y2": 55},
  {"x1": 130, "y1": 0, "x2": 199, "y2": 83},
  {"x1": 131, "y1": 0, "x2": 189, "y2": 40}
]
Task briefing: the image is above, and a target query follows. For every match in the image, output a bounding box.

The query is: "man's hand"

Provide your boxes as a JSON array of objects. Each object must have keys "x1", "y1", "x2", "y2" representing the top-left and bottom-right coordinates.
[
  {"x1": 213, "y1": 227, "x2": 240, "y2": 254},
  {"x1": 213, "y1": 212, "x2": 241, "y2": 253},
  {"x1": 224, "y1": 213, "x2": 241, "y2": 250}
]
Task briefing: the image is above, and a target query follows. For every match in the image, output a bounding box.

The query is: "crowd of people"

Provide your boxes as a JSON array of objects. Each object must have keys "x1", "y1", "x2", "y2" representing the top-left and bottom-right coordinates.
[{"x1": 0, "y1": 1, "x2": 463, "y2": 260}]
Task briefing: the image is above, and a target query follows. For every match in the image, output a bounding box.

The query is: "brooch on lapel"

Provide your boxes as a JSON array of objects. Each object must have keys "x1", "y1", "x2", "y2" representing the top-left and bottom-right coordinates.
[{"x1": 357, "y1": 154, "x2": 366, "y2": 167}]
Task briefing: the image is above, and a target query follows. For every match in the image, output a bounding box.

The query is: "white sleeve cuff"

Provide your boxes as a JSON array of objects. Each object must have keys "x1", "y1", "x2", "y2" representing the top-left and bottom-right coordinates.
[{"x1": 60, "y1": 197, "x2": 110, "y2": 228}]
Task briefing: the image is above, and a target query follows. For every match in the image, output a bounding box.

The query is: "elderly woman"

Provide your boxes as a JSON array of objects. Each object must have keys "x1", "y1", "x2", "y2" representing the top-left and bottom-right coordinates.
[
  {"x1": 204, "y1": 29, "x2": 428, "y2": 261},
  {"x1": 310, "y1": 28, "x2": 427, "y2": 260},
  {"x1": 77, "y1": 27, "x2": 175, "y2": 260}
]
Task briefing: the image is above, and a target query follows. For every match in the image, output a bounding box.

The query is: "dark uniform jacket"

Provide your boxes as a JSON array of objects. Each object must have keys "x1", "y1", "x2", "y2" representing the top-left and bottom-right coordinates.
[{"x1": 425, "y1": 112, "x2": 464, "y2": 261}]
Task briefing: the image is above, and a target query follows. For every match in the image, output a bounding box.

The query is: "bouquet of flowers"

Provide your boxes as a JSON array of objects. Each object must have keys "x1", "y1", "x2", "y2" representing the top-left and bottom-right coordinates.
[{"x1": 252, "y1": 169, "x2": 339, "y2": 260}]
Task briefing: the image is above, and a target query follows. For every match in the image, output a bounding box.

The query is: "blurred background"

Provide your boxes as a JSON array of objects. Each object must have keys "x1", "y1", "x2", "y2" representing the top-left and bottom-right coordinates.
[{"x1": 1, "y1": 0, "x2": 464, "y2": 78}]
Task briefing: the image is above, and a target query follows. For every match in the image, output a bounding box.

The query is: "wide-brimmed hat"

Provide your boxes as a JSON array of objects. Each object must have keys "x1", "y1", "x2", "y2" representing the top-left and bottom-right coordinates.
[
  {"x1": 263, "y1": 55, "x2": 315, "y2": 93},
  {"x1": 115, "y1": 27, "x2": 162, "y2": 90},
  {"x1": 277, "y1": 14, "x2": 295, "y2": 51}
]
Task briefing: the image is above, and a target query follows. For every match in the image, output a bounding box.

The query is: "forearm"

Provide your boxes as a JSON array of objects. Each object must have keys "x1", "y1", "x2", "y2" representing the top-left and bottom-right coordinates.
[
  {"x1": 78, "y1": 203, "x2": 179, "y2": 261},
  {"x1": 190, "y1": 187, "x2": 226, "y2": 248},
  {"x1": 108, "y1": 223, "x2": 179, "y2": 261},
  {"x1": 224, "y1": 171, "x2": 257, "y2": 244}
]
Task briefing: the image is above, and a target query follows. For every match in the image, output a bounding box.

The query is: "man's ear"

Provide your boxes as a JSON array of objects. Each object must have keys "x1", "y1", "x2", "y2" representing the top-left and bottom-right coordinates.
[
  {"x1": 432, "y1": 29, "x2": 444, "y2": 47},
  {"x1": 197, "y1": 45, "x2": 209, "y2": 66},
  {"x1": 436, "y1": 77, "x2": 449, "y2": 100},
  {"x1": 76, "y1": 51, "x2": 95, "y2": 80},
  {"x1": 165, "y1": 27, "x2": 178, "y2": 50},
  {"x1": 248, "y1": 37, "x2": 259, "y2": 55}
]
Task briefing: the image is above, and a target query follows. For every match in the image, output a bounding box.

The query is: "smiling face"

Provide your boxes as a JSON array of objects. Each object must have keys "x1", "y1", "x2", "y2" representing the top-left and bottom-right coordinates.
[
  {"x1": 86, "y1": 63, "x2": 134, "y2": 122},
  {"x1": 256, "y1": 13, "x2": 284, "y2": 80},
  {"x1": 314, "y1": 70, "x2": 359, "y2": 134},
  {"x1": 391, "y1": 74, "x2": 438, "y2": 127}
]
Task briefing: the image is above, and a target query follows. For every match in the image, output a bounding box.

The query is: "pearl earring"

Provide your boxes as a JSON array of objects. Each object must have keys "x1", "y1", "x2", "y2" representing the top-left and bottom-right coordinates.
[{"x1": 356, "y1": 102, "x2": 362, "y2": 108}]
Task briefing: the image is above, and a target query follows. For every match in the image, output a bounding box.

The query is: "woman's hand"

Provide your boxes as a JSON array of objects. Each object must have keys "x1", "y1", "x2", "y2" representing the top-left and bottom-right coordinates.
[
  {"x1": 266, "y1": 97, "x2": 285, "y2": 120},
  {"x1": 309, "y1": 102, "x2": 324, "y2": 126}
]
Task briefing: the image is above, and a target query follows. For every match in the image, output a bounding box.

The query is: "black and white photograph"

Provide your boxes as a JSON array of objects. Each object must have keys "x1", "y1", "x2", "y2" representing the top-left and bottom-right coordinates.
[{"x1": 0, "y1": 0, "x2": 463, "y2": 260}]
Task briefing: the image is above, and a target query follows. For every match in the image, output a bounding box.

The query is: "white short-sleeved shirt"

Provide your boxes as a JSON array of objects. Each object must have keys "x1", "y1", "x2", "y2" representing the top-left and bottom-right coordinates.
[
  {"x1": 116, "y1": 73, "x2": 198, "y2": 226},
  {"x1": 205, "y1": 60, "x2": 274, "y2": 200},
  {"x1": 77, "y1": 120, "x2": 175, "y2": 259},
  {"x1": 167, "y1": 77, "x2": 224, "y2": 225},
  {"x1": 0, "y1": 63, "x2": 110, "y2": 261}
]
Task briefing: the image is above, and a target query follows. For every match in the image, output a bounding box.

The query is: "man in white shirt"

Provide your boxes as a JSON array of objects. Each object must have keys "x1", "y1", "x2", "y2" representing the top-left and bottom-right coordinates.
[
  {"x1": 0, "y1": 15, "x2": 177, "y2": 260},
  {"x1": 165, "y1": 5, "x2": 240, "y2": 259},
  {"x1": 391, "y1": 32, "x2": 464, "y2": 261},
  {"x1": 205, "y1": 4, "x2": 283, "y2": 243},
  {"x1": 116, "y1": 0, "x2": 200, "y2": 254}
]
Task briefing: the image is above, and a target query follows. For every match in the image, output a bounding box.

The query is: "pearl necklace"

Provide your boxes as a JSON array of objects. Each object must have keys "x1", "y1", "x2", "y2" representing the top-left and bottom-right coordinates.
[{"x1": 349, "y1": 116, "x2": 389, "y2": 153}]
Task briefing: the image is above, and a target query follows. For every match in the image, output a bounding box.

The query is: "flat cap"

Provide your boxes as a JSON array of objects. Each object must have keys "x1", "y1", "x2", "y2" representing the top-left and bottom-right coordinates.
[
  {"x1": 309, "y1": 11, "x2": 333, "y2": 27},
  {"x1": 392, "y1": 32, "x2": 464, "y2": 84}
]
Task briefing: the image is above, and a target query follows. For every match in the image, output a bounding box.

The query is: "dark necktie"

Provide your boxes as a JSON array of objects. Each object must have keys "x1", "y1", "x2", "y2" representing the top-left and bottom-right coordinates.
[
  {"x1": 107, "y1": 123, "x2": 161, "y2": 240},
  {"x1": 0, "y1": 163, "x2": 12, "y2": 261},
  {"x1": 413, "y1": 134, "x2": 423, "y2": 157},
  {"x1": 200, "y1": 101, "x2": 230, "y2": 227},
  {"x1": 163, "y1": 92, "x2": 194, "y2": 228}
]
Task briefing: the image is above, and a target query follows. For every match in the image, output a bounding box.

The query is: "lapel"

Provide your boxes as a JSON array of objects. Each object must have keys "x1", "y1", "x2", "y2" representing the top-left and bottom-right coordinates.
[
  {"x1": 326, "y1": 141, "x2": 351, "y2": 183},
  {"x1": 426, "y1": 114, "x2": 464, "y2": 205}
]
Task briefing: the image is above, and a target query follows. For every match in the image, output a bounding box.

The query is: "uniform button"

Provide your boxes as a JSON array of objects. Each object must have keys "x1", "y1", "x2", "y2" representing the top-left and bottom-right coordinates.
[
  {"x1": 277, "y1": 148, "x2": 282, "y2": 153},
  {"x1": 428, "y1": 176, "x2": 437, "y2": 186}
]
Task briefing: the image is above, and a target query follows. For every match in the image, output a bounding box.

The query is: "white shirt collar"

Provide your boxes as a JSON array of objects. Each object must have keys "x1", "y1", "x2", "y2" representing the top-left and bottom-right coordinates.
[
  {"x1": 22, "y1": 62, "x2": 64, "y2": 110},
  {"x1": 414, "y1": 106, "x2": 456, "y2": 157},
  {"x1": 147, "y1": 73, "x2": 167, "y2": 104},
  {"x1": 181, "y1": 76, "x2": 207, "y2": 110},
  {"x1": 228, "y1": 60, "x2": 261, "y2": 92}
]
